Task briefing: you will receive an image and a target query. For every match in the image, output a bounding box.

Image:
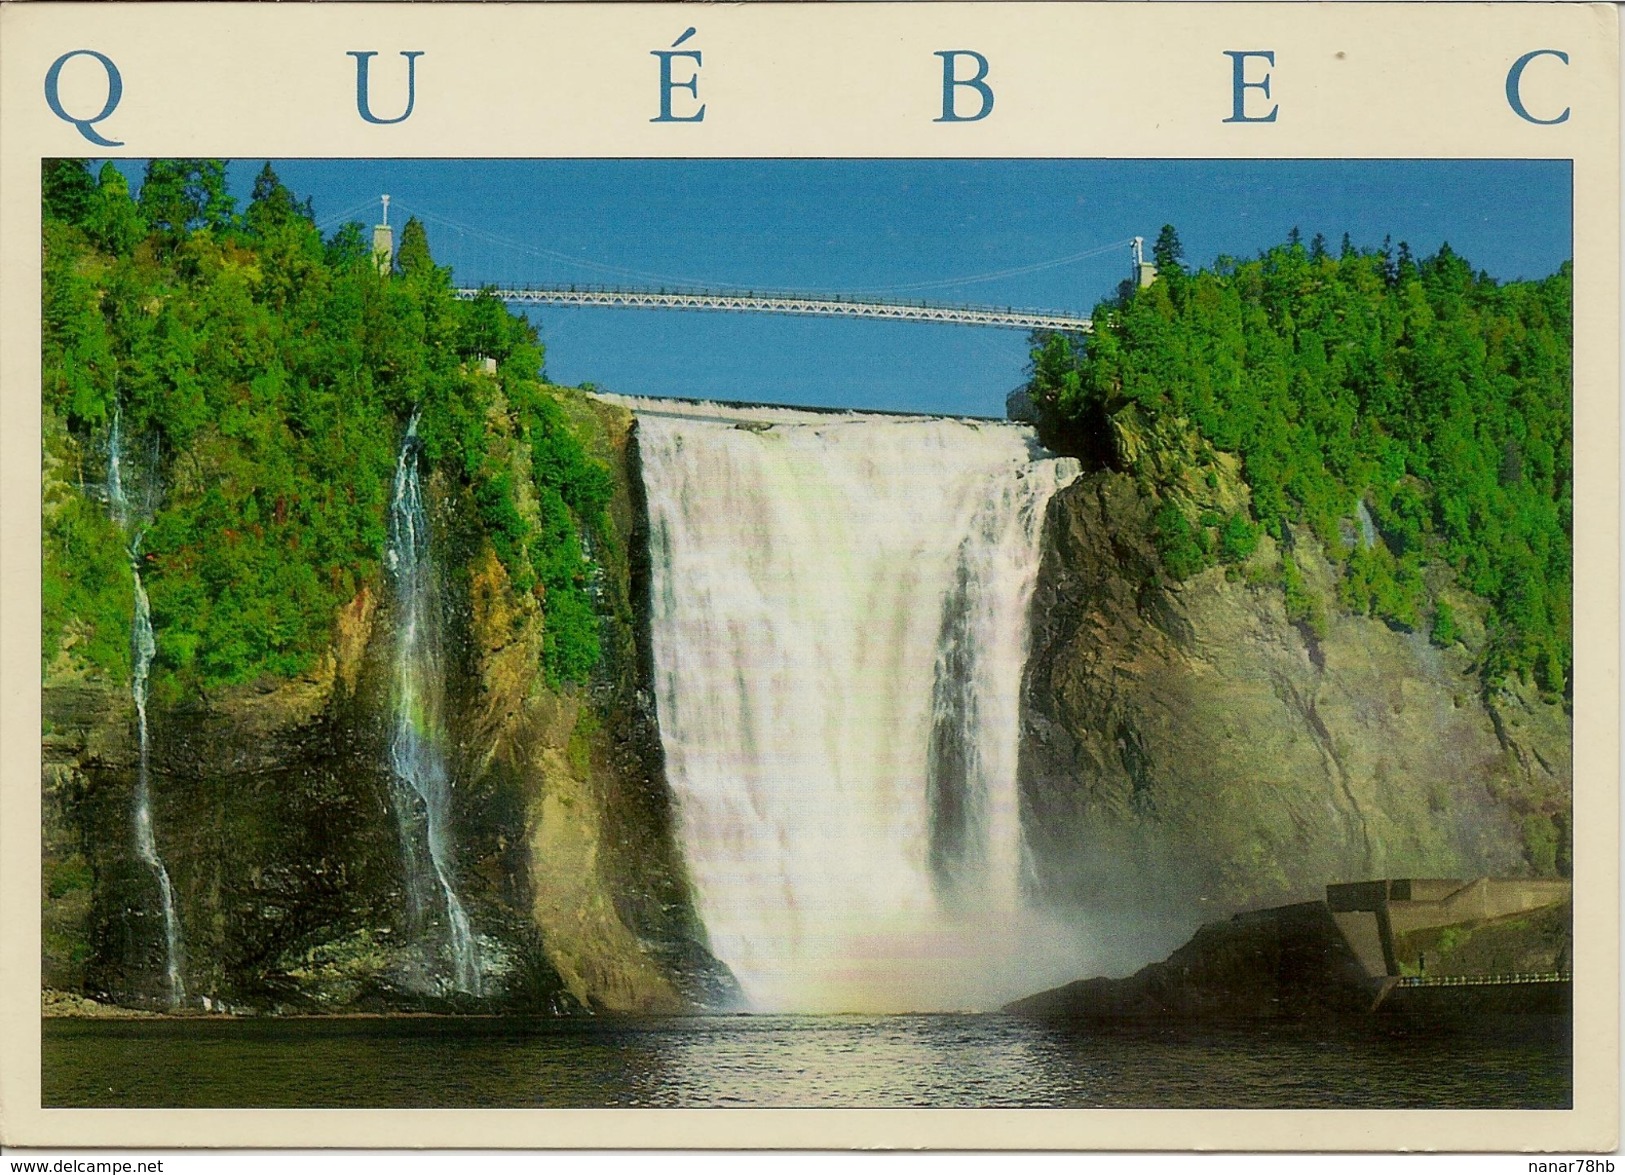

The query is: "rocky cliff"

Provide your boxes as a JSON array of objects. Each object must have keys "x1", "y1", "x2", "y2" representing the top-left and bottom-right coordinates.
[
  {"x1": 42, "y1": 388, "x2": 1573, "y2": 1013},
  {"x1": 1018, "y1": 463, "x2": 1572, "y2": 974},
  {"x1": 42, "y1": 387, "x2": 734, "y2": 1014}
]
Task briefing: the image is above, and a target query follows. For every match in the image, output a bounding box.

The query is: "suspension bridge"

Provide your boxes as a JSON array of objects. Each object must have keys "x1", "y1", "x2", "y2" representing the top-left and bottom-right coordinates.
[
  {"x1": 451, "y1": 284, "x2": 1094, "y2": 333},
  {"x1": 359, "y1": 196, "x2": 1147, "y2": 335}
]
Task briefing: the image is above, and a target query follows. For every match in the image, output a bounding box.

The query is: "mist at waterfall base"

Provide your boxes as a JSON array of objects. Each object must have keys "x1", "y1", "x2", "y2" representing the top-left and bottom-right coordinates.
[{"x1": 630, "y1": 398, "x2": 1097, "y2": 1013}]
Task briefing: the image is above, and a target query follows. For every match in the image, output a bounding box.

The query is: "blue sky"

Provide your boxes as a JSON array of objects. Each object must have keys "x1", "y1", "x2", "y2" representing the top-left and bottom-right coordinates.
[{"x1": 123, "y1": 159, "x2": 1572, "y2": 416}]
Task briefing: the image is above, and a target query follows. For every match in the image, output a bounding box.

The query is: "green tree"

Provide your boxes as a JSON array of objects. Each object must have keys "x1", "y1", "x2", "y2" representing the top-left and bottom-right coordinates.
[
  {"x1": 86, "y1": 163, "x2": 145, "y2": 256},
  {"x1": 42, "y1": 159, "x2": 95, "y2": 224},
  {"x1": 1152, "y1": 224, "x2": 1185, "y2": 274},
  {"x1": 138, "y1": 159, "x2": 234, "y2": 239},
  {"x1": 1153, "y1": 501, "x2": 1206, "y2": 580},
  {"x1": 1217, "y1": 511, "x2": 1260, "y2": 564},
  {"x1": 244, "y1": 162, "x2": 307, "y2": 236},
  {"x1": 396, "y1": 216, "x2": 434, "y2": 276},
  {"x1": 1431, "y1": 599, "x2": 1459, "y2": 647}
]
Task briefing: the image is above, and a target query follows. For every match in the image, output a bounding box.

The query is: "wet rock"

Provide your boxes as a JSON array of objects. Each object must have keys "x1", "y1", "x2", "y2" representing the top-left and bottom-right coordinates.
[
  {"x1": 42, "y1": 387, "x2": 732, "y2": 1016},
  {"x1": 1019, "y1": 470, "x2": 1571, "y2": 971}
]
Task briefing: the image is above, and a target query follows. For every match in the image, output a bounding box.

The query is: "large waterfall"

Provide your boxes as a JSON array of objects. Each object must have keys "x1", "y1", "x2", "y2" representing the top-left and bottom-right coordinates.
[
  {"x1": 631, "y1": 398, "x2": 1086, "y2": 1013},
  {"x1": 385, "y1": 414, "x2": 481, "y2": 996},
  {"x1": 108, "y1": 410, "x2": 185, "y2": 1008}
]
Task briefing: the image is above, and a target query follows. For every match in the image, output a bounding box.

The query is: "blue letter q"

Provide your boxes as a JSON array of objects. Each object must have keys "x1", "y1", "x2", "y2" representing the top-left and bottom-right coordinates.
[{"x1": 44, "y1": 50, "x2": 124, "y2": 147}]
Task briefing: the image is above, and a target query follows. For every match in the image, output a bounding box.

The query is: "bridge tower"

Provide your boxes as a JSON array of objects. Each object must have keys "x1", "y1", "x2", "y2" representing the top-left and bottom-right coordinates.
[
  {"x1": 373, "y1": 194, "x2": 394, "y2": 275},
  {"x1": 1131, "y1": 235, "x2": 1157, "y2": 289}
]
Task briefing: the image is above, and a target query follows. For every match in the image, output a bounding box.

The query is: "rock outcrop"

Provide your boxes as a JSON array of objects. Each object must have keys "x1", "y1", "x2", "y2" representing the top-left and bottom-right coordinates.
[
  {"x1": 1004, "y1": 884, "x2": 1573, "y2": 1025},
  {"x1": 1018, "y1": 468, "x2": 1572, "y2": 973},
  {"x1": 1005, "y1": 899, "x2": 1377, "y2": 1024}
]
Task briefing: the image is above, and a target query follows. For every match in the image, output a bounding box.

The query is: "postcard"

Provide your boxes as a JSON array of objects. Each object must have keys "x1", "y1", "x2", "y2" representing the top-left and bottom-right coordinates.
[{"x1": 0, "y1": 0, "x2": 1618, "y2": 1154}]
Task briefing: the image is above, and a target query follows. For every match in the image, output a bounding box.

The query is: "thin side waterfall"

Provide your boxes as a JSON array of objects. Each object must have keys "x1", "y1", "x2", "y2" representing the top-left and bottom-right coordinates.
[
  {"x1": 630, "y1": 397, "x2": 1087, "y2": 1013},
  {"x1": 926, "y1": 475, "x2": 1047, "y2": 914},
  {"x1": 385, "y1": 414, "x2": 481, "y2": 996},
  {"x1": 108, "y1": 410, "x2": 185, "y2": 1008}
]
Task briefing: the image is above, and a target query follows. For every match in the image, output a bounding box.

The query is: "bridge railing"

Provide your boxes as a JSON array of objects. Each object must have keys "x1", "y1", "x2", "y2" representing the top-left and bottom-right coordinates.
[
  {"x1": 453, "y1": 283, "x2": 1092, "y2": 333},
  {"x1": 1393, "y1": 971, "x2": 1572, "y2": 988}
]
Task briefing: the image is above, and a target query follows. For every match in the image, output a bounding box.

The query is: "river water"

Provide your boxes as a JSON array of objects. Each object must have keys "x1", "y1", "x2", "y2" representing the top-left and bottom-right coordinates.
[{"x1": 42, "y1": 1014, "x2": 1568, "y2": 1108}]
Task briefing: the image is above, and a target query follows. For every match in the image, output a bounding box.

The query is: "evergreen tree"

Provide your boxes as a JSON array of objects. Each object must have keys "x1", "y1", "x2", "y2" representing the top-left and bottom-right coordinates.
[
  {"x1": 194, "y1": 159, "x2": 235, "y2": 230},
  {"x1": 1152, "y1": 224, "x2": 1185, "y2": 274},
  {"x1": 137, "y1": 159, "x2": 197, "y2": 236},
  {"x1": 244, "y1": 162, "x2": 307, "y2": 236},
  {"x1": 396, "y1": 216, "x2": 434, "y2": 276},
  {"x1": 1396, "y1": 241, "x2": 1417, "y2": 283}
]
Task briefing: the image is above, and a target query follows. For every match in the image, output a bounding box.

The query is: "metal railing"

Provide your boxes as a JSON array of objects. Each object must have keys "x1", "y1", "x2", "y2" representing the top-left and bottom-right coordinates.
[
  {"x1": 455, "y1": 284, "x2": 1093, "y2": 333},
  {"x1": 1394, "y1": 971, "x2": 1571, "y2": 988}
]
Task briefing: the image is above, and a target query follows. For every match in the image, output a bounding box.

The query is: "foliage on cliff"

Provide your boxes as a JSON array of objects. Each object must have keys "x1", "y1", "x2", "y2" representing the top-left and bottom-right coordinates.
[
  {"x1": 1029, "y1": 228, "x2": 1572, "y2": 696},
  {"x1": 42, "y1": 159, "x2": 610, "y2": 696}
]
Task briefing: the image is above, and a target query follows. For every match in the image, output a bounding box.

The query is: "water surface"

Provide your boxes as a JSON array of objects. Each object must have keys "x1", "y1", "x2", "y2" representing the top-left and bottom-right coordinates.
[{"x1": 43, "y1": 1013, "x2": 1569, "y2": 1109}]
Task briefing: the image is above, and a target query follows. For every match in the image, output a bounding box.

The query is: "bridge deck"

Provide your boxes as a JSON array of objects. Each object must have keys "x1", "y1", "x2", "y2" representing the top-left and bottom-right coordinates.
[{"x1": 457, "y1": 286, "x2": 1092, "y2": 333}]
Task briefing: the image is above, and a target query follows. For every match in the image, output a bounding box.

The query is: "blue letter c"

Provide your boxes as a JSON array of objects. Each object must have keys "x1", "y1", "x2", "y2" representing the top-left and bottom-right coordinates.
[{"x1": 1506, "y1": 49, "x2": 1570, "y2": 125}]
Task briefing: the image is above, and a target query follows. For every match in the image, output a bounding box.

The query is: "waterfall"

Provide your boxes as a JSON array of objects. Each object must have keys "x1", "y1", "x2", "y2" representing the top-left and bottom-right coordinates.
[
  {"x1": 630, "y1": 397, "x2": 1084, "y2": 1013},
  {"x1": 385, "y1": 413, "x2": 481, "y2": 996},
  {"x1": 107, "y1": 409, "x2": 185, "y2": 1009}
]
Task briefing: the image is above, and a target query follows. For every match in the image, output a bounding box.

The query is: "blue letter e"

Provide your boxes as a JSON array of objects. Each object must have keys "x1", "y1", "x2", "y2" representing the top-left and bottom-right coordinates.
[{"x1": 1223, "y1": 50, "x2": 1278, "y2": 123}]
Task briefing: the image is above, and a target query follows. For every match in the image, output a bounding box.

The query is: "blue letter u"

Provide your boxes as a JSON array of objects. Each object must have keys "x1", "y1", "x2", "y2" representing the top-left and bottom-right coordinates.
[{"x1": 349, "y1": 51, "x2": 424, "y2": 125}]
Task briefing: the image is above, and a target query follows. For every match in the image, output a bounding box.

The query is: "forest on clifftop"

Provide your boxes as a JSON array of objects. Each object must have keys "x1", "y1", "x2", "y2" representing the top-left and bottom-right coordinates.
[
  {"x1": 42, "y1": 159, "x2": 613, "y2": 702},
  {"x1": 1028, "y1": 226, "x2": 1572, "y2": 698}
]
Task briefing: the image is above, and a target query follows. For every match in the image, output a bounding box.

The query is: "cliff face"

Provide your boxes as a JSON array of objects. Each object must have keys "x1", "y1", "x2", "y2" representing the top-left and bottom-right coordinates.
[
  {"x1": 42, "y1": 388, "x2": 733, "y2": 1014},
  {"x1": 1018, "y1": 469, "x2": 1572, "y2": 972},
  {"x1": 43, "y1": 390, "x2": 1573, "y2": 1012}
]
